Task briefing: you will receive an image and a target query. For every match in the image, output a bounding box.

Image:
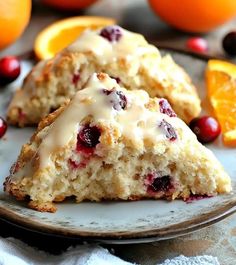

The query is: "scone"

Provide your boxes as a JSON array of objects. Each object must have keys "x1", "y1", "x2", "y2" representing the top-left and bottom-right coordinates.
[
  {"x1": 4, "y1": 73, "x2": 231, "y2": 213},
  {"x1": 7, "y1": 25, "x2": 201, "y2": 127}
]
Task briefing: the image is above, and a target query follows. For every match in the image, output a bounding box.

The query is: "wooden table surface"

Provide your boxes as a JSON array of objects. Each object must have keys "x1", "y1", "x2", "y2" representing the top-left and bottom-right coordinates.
[{"x1": 1, "y1": 1, "x2": 236, "y2": 264}]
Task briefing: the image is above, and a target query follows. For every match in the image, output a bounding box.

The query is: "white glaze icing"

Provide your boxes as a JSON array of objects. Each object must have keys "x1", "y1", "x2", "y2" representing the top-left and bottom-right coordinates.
[
  {"x1": 67, "y1": 28, "x2": 159, "y2": 65},
  {"x1": 37, "y1": 73, "x2": 194, "y2": 169}
]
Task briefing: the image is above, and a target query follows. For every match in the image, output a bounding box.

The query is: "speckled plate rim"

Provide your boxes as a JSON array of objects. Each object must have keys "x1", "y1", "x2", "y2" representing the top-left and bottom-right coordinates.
[{"x1": 1, "y1": 196, "x2": 236, "y2": 242}]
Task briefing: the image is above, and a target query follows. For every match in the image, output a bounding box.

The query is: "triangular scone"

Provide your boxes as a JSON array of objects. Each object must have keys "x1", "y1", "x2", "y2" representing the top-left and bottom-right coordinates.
[
  {"x1": 7, "y1": 25, "x2": 201, "y2": 127},
  {"x1": 4, "y1": 73, "x2": 230, "y2": 212}
]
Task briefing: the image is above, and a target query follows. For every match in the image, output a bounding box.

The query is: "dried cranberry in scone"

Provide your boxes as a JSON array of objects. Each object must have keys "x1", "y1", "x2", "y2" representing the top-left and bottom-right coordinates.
[
  {"x1": 77, "y1": 124, "x2": 101, "y2": 151},
  {"x1": 158, "y1": 119, "x2": 177, "y2": 141},
  {"x1": 159, "y1": 99, "x2": 176, "y2": 117},
  {"x1": 103, "y1": 88, "x2": 127, "y2": 110},
  {"x1": 72, "y1": 72, "x2": 80, "y2": 85},
  {"x1": 144, "y1": 172, "x2": 174, "y2": 194},
  {"x1": 100, "y1": 25, "x2": 122, "y2": 42},
  {"x1": 110, "y1": 76, "x2": 121, "y2": 84}
]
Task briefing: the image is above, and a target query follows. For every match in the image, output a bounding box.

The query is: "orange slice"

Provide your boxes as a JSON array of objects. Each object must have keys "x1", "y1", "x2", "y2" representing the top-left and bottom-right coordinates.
[
  {"x1": 34, "y1": 16, "x2": 116, "y2": 60},
  {"x1": 206, "y1": 59, "x2": 236, "y2": 147},
  {"x1": 223, "y1": 130, "x2": 236, "y2": 146}
]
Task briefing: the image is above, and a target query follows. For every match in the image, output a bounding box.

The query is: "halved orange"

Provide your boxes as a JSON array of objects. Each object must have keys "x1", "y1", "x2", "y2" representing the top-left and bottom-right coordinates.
[
  {"x1": 34, "y1": 16, "x2": 116, "y2": 60},
  {"x1": 0, "y1": 0, "x2": 31, "y2": 50},
  {"x1": 206, "y1": 59, "x2": 236, "y2": 147}
]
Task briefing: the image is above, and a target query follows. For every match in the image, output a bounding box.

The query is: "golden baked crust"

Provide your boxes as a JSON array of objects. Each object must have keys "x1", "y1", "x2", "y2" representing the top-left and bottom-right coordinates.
[
  {"x1": 4, "y1": 73, "x2": 230, "y2": 212},
  {"x1": 7, "y1": 26, "x2": 201, "y2": 127}
]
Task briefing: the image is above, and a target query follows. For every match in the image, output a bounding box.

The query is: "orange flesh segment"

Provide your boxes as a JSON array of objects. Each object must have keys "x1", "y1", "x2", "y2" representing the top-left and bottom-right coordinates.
[
  {"x1": 47, "y1": 24, "x2": 109, "y2": 56},
  {"x1": 206, "y1": 60, "x2": 236, "y2": 146},
  {"x1": 34, "y1": 16, "x2": 116, "y2": 60},
  {"x1": 223, "y1": 130, "x2": 236, "y2": 146}
]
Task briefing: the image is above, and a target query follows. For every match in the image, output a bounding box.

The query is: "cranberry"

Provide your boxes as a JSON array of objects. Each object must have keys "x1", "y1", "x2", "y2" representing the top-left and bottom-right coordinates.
[
  {"x1": 100, "y1": 25, "x2": 122, "y2": 42},
  {"x1": 189, "y1": 116, "x2": 221, "y2": 144},
  {"x1": 186, "y1": 37, "x2": 208, "y2": 53},
  {"x1": 72, "y1": 72, "x2": 80, "y2": 85},
  {"x1": 0, "y1": 117, "x2": 7, "y2": 138},
  {"x1": 159, "y1": 99, "x2": 176, "y2": 117},
  {"x1": 158, "y1": 119, "x2": 177, "y2": 141},
  {"x1": 111, "y1": 76, "x2": 121, "y2": 84},
  {"x1": 103, "y1": 88, "x2": 127, "y2": 110},
  {"x1": 145, "y1": 172, "x2": 173, "y2": 193},
  {"x1": 0, "y1": 56, "x2": 21, "y2": 85},
  {"x1": 151, "y1": 176, "x2": 172, "y2": 192},
  {"x1": 222, "y1": 31, "x2": 236, "y2": 56},
  {"x1": 77, "y1": 124, "x2": 101, "y2": 150}
]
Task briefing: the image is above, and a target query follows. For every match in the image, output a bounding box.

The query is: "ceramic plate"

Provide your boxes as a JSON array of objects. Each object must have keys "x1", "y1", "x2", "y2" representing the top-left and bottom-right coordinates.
[{"x1": 1, "y1": 51, "x2": 236, "y2": 244}]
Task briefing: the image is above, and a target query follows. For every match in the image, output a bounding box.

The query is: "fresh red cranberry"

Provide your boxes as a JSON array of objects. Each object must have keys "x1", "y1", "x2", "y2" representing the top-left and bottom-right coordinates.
[
  {"x1": 77, "y1": 124, "x2": 101, "y2": 150},
  {"x1": 222, "y1": 31, "x2": 236, "y2": 56},
  {"x1": 159, "y1": 99, "x2": 176, "y2": 117},
  {"x1": 159, "y1": 119, "x2": 177, "y2": 141},
  {"x1": 103, "y1": 88, "x2": 127, "y2": 110},
  {"x1": 189, "y1": 116, "x2": 221, "y2": 144},
  {"x1": 186, "y1": 37, "x2": 208, "y2": 53},
  {"x1": 72, "y1": 72, "x2": 80, "y2": 85},
  {"x1": 0, "y1": 117, "x2": 7, "y2": 138},
  {"x1": 100, "y1": 25, "x2": 122, "y2": 42},
  {"x1": 145, "y1": 172, "x2": 173, "y2": 193},
  {"x1": 0, "y1": 56, "x2": 21, "y2": 85}
]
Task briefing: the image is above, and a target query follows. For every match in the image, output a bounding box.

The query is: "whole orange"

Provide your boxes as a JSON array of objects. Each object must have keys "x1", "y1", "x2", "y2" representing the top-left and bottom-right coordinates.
[
  {"x1": 148, "y1": 0, "x2": 236, "y2": 33},
  {"x1": 0, "y1": 0, "x2": 31, "y2": 50},
  {"x1": 42, "y1": 0, "x2": 98, "y2": 11}
]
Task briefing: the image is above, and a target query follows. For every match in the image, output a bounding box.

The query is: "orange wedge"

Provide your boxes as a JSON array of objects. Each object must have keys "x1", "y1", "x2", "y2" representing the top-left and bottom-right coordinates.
[
  {"x1": 34, "y1": 16, "x2": 116, "y2": 60},
  {"x1": 223, "y1": 130, "x2": 236, "y2": 146},
  {"x1": 206, "y1": 59, "x2": 236, "y2": 147}
]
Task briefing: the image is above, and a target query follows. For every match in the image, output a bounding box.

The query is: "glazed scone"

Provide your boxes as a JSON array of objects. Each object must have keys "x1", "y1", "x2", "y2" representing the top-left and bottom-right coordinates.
[
  {"x1": 7, "y1": 25, "x2": 201, "y2": 127},
  {"x1": 4, "y1": 73, "x2": 230, "y2": 212}
]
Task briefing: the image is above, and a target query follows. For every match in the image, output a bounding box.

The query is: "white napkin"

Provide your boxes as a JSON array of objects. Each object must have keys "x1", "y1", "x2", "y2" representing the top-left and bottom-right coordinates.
[
  {"x1": 0, "y1": 237, "x2": 220, "y2": 265},
  {"x1": 158, "y1": 255, "x2": 220, "y2": 265}
]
